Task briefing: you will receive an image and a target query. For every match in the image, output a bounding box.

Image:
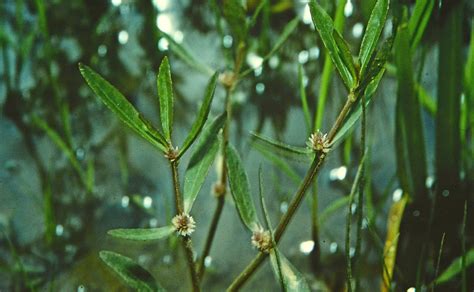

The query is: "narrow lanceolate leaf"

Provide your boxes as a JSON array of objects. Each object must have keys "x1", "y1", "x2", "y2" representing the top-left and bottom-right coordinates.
[
  {"x1": 434, "y1": 249, "x2": 474, "y2": 285},
  {"x1": 394, "y1": 22, "x2": 427, "y2": 201},
  {"x1": 183, "y1": 113, "x2": 226, "y2": 213},
  {"x1": 161, "y1": 31, "x2": 215, "y2": 76},
  {"x1": 226, "y1": 143, "x2": 259, "y2": 231},
  {"x1": 358, "y1": 0, "x2": 389, "y2": 76},
  {"x1": 298, "y1": 64, "x2": 311, "y2": 134},
  {"x1": 270, "y1": 249, "x2": 311, "y2": 292},
  {"x1": 223, "y1": 0, "x2": 247, "y2": 42},
  {"x1": 157, "y1": 57, "x2": 174, "y2": 142},
  {"x1": 266, "y1": 17, "x2": 299, "y2": 60},
  {"x1": 381, "y1": 195, "x2": 408, "y2": 292},
  {"x1": 408, "y1": 0, "x2": 434, "y2": 51},
  {"x1": 99, "y1": 251, "x2": 162, "y2": 292},
  {"x1": 107, "y1": 226, "x2": 174, "y2": 241},
  {"x1": 309, "y1": 0, "x2": 357, "y2": 90},
  {"x1": 250, "y1": 132, "x2": 314, "y2": 162},
  {"x1": 79, "y1": 64, "x2": 167, "y2": 153},
  {"x1": 179, "y1": 73, "x2": 219, "y2": 158}
]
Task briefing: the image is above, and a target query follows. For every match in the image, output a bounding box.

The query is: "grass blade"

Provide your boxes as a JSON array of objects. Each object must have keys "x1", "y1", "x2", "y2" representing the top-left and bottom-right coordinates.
[
  {"x1": 157, "y1": 57, "x2": 174, "y2": 142},
  {"x1": 79, "y1": 64, "x2": 167, "y2": 153},
  {"x1": 99, "y1": 251, "x2": 162, "y2": 291},
  {"x1": 223, "y1": 0, "x2": 247, "y2": 42},
  {"x1": 108, "y1": 226, "x2": 174, "y2": 241},
  {"x1": 358, "y1": 0, "x2": 389, "y2": 77},
  {"x1": 394, "y1": 21, "x2": 427, "y2": 200},
  {"x1": 408, "y1": 0, "x2": 434, "y2": 51},
  {"x1": 434, "y1": 249, "x2": 474, "y2": 285},
  {"x1": 309, "y1": 0, "x2": 357, "y2": 90},
  {"x1": 298, "y1": 64, "x2": 311, "y2": 134},
  {"x1": 179, "y1": 72, "x2": 219, "y2": 158},
  {"x1": 183, "y1": 113, "x2": 226, "y2": 213},
  {"x1": 226, "y1": 143, "x2": 260, "y2": 231}
]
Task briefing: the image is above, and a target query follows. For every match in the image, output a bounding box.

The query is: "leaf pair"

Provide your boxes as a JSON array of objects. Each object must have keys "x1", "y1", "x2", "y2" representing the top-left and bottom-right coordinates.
[
  {"x1": 79, "y1": 57, "x2": 218, "y2": 159},
  {"x1": 225, "y1": 145, "x2": 310, "y2": 291}
]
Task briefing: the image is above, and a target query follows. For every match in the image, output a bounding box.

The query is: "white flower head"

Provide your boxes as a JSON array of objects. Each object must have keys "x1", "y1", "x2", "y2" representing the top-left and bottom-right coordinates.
[
  {"x1": 251, "y1": 227, "x2": 272, "y2": 253},
  {"x1": 307, "y1": 130, "x2": 330, "y2": 153},
  {"x1": 164, "y1": 146, "x2": 179, "y2": 162},
  {"x1": 172, "y1": 213, "x2": 196, "y2": 236}
]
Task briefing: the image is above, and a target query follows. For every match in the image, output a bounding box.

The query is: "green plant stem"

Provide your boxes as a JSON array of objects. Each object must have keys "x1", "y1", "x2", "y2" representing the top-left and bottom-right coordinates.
[
  {"x1": 197, "y1": 43, "x2": 245, "y2": 278},
  {"x1": 170, "y1": 161, "x2": 200, "y2": 291},
  {"x1": 227, "y1": 93, "x2": 357, "y2": 291}
]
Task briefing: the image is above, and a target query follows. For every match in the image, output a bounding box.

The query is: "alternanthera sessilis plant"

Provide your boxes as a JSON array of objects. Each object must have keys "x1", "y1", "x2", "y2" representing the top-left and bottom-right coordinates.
[{"x1": 78, "y1": 0, "x2": 395, "y2": 290}]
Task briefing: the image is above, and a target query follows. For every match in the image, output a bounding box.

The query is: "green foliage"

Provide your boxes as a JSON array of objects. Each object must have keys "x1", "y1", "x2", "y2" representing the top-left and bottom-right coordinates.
[
  {"x1": 107, "y1": 226, "x2": 174, "y2": 241},
  {"x1": 269, "y1": 249, "x2": 311, "y2": 292},
  {"x1": 226, "y1": 143, "x2": 260, "y2": 231},
  {"x1": 99, "y1": 251, "x2": 163, "y2": 291},
  {"x1": 157, "y1": 57, "x2": 174, "y2": 142},
  {"x1": 250, "y1": 132, "x2": 313, "y2": 162},
  {"x1": 434, "y1": 249, "x2": 474, "y2": 285},
  {"x1": 79, "y1": 64, "x2": 168, "y2": 153},
  {"x1": 183, "y1": 113, "x2": 226, "y2": 213}
]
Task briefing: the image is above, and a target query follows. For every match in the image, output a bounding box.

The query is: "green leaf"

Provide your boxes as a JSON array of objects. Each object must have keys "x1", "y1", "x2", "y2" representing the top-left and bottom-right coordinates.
[
  {"x1": 298, "y1": 64, "x2": 311, "y2": 134},
  {"x1": 250, "y1": 132, "x2": 314, "y2": 162},
  {"x1": 79, "y1": 64, "x2": 167, "y2": 153},
  {"x1": 434, "y1": 249, "x2": 474, "y2": 285},
  {"x1": 99, "y1": 251, "x2": 163, "y2": 291},
  {"x1": 394, "y1": 22, "x2": 427, "y2": 200},
  {"x1": 269, "y1": 249, "x2": 311, "y2": 292},
  {"x1": 179, "y1": 73, "x2": 219, "y2": 158},
  {"x1": 161, "y1": 31, "x2": 215, "y2": 76},
  {"x1": 408, "y1": 0, "x2": 434, "y2": 51},
  {"x1": 358, "y1": 0, "x2": 389, "y2": 76},
  {"x1": 183, "y1": 113, "x2": 226, "y2": 213},
  {"x1": 226, "y1": 143, "x2": 259, "y2": 231},
  {"x1": 309, "y1": 0, "x2": 357, "y2": 90},
  {"x1": 223, "y1": 0, "x2": 247, "y2": 42},
  {"x1": 157, "y1": 57, "x2": 174, "y2": 142},
  {"x1": 107, "y1": 226, "x2": 174, "y2": 241}
]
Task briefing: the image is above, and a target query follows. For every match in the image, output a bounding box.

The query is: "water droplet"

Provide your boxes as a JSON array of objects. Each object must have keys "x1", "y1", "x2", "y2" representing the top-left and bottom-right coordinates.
[
  {"x1": 352, "y1": 23, "x2": 364, "y2": 38},
  {"x1": 280, "y1": 201, "x2": 288, "y2": 213},
  {"x1": 223, "y1": 35, "x2": 233, "y2": 48},
  {"x1": 309, "y1": 46, "x2": 320, "y2": 60},
  {"x1": 98, "y1": 44, "x2": 107, "y2": 57},
  {"x1": 173, "y1": 30, "x2": 184, "y2": 43},
  {"x1": 56, "y1": 224, "x2": 64, "y2": 236},
  {"x1": 110, "y1": 0, "x2": 121, "y2": 6},
  {"x1": 329, "y1": 242, "x2": 338, "y2": 253},
  {"x1": 149, "y1": 218, "x2": 158, "y2": 227},
  {"x1": 344, "y1": 0, "x2": 354, "y2": 17},
  {"x1": 351, "y1": 203, "x2": 357, "y2": 215},
  {"x1": 329, "y1": 166, "x2": 347, "y2": 181},
  {"x1": 118, "y1": 30, "x2": 129, "y2": 44},
  {"x1": 383, "y1": 18, "x2": 393, "y2": 38},
  {"x1": 254, "y1": 66, "x2": 263, "y2": 77},
  {"x1": 75, "y1": 148, "x2": 85, "y2": 161},
  {"x1": 121, "y1": 196, "x2": 130, "y2": 208},
  {"x1": 156, "y1": 14, "x2": 174, "y2": 34},
  {"x1": 392, "y1": 188, "x2": 403, "y2": 202},
  {"x1": 246, "y1": 53, "x2": 263, "y2": 70},
  {"x1": 255, "y1": 83, "x2": 265, "y2": 94},
  {"x1": 412, "y1": 210, "x2": 420, "y2": 217},
  {"x1": 298, "y1": 50, "x2": 309, "y2": 64},
  {"x1": 153, "y1": 0, "x2": 171, "y2": 11},
  {"x1": 158, "y1": 38, "x2": 169, "y2": 51},
  {"x1": 349, "y1": 247, "x2": 356, "y2": 258},
  {"x1": 299, "y1": 240, "x2": 315, "y2": 255},
  {"x1": 162, "y1": 254, "x2": 172, "y2": 264},
  {"x1": 143, "y1": 196, "x2": 153, "y2": 209},
  {"x1": 269, "y1": 56, "x2": 279, "y2": 68},
  {"x1": 77, "y1": 285, "x2": 86, "y2": 292},
  {"x1": 406, "y1": 287, "x2": 416, "y2": 292},
  {"x1": 442, "y1": 190, "x2": 449, "y2": 197},
  {"x1": 138, "y1": 255, "x2": 150, "y2": 265},
  {"x1": 425, "y1": 176, "x2": 434, "y2": 188},
  {"x1": 204, "y1": 256, "x2": 212, "y2": 267}
]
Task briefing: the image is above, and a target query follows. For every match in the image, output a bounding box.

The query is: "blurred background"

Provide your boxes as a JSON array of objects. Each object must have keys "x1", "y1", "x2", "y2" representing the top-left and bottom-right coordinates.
[{"x1": 0, "y1": 0, "x2": 473, "y2": 291}]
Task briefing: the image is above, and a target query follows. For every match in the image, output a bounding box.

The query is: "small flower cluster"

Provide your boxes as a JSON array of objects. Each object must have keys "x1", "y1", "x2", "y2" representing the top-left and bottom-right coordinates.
[
  {"x1": 307, "y1": 130, "x2": 330, "y2": 154},
  {"x1": 164, "y1": 146, "x2": 179, "y2": 162},
  {"x1": 251, "y1": 227, "x2": 273, "y2": 253},
  {"x1": 172, "y1": 213, "x2": 196, "y2": 237}
]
